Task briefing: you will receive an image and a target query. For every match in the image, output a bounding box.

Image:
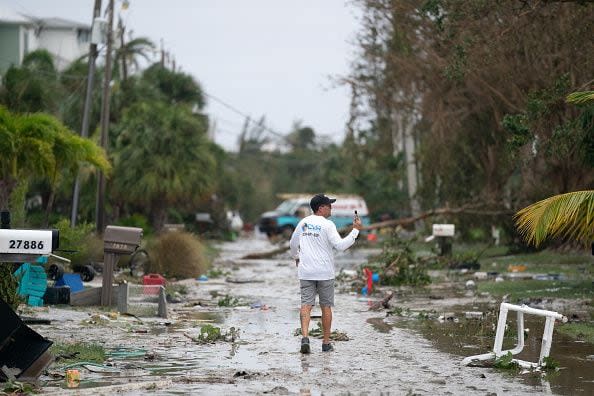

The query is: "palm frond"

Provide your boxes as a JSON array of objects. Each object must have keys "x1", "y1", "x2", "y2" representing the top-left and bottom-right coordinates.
[
  {"x1": 566, "y1": 91, "x2": 594, "y2": 105},
  {"x1": 515, "y1": 190, "x2": 594, "y2": 246}
]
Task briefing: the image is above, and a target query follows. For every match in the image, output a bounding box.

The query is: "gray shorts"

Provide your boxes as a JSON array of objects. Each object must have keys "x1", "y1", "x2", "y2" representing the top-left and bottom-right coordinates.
[{"x1": 300, "y1": 279, "x2": 334, "y2": 307}]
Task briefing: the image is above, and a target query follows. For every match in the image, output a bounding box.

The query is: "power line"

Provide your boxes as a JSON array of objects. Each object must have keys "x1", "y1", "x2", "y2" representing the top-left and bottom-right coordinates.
[{"x1": 203, "y1": 91, "x2": 288, "y2": 140}]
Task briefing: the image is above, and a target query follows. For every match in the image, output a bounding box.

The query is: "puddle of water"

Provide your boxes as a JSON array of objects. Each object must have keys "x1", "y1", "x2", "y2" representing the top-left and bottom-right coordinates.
[{"x1": 383, "y1": 302, "x2": 594, "y2": 395}]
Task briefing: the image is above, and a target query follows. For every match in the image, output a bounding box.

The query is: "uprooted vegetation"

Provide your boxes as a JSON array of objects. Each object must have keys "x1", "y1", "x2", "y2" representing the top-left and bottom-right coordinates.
[
  {"x1": 364, "y1": 236, "x2": 432, "y2": 287},
  {"x1": 293, "y1": 322, "x2": 350, "y2": 341},
  {"x1": 186, "y1": 324, "x2": 240, "y2": 344}
]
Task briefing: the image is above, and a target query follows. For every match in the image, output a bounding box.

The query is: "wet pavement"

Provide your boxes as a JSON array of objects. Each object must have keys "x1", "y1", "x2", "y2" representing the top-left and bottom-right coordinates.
[{"x1": 28, "y1": 236, "x2": 592, "y2": 395}]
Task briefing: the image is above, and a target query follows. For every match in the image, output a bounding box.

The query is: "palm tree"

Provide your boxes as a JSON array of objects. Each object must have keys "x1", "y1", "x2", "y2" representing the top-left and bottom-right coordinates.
[
  {"x1": 515, "y1": 191, "x2": 594, "y2": 247},
  {"x1": 115, "y1": 19, "x2": 155, "y2": 82},
  {"x1": 515, "y1": 91, "x2": 594, "y2": 246},
  {"x1": 112, "y1": 101, "x2": 215, "y2": 230},
  {"x1": 0, "y1": 106, "x2": 110, "y2": 217}
]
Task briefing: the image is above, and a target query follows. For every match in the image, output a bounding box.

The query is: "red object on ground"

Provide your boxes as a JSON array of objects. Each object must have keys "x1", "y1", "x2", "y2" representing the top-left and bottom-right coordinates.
[
  {"x1": 143, "y1": 274, "x2": 167, "y2": 294},
  {"x1": 366, "y1": 233, "x2": 378, "y2": 242},
  {"x1": 364, "y1": 267, "x2": 373, "y2": 294}
]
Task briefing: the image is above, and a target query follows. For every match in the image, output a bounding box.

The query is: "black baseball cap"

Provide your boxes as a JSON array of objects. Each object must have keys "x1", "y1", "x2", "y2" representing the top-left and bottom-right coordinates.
[{"x1": 310, "y1": 194, "x2": 336, "y2": 212}]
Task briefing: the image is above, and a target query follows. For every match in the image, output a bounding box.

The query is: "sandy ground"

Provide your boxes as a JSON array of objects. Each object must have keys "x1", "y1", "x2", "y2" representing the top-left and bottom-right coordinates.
[{"x1": 28, "y1": 236, "x2": 557, "y2": 395}]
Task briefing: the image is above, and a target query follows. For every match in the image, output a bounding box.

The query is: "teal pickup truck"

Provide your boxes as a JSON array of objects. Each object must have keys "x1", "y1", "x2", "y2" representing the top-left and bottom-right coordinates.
[{"x1": 258, "y1": 194, "x2": 371, "y2": 237}]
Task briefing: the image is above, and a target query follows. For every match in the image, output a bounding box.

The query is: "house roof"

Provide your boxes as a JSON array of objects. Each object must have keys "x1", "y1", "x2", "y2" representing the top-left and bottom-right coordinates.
[
  {"x1": 0, "y1": 7, "x2": 32, "y2": 24},
  {"x1": 33, "y1": 17, "x2": 90, "y2": 31}
]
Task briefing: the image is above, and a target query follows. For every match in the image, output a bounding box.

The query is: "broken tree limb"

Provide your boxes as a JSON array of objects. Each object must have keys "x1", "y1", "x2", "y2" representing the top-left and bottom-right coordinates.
[
  {"x1": 360, "y1": 205, "x2": 514, "y2": 232},
  {"x1": 241, "y1": 244, "x2": 289, "y2": 259},
  {"x1": 369, "y1": 292, "x2": 394, "y2": 311}
]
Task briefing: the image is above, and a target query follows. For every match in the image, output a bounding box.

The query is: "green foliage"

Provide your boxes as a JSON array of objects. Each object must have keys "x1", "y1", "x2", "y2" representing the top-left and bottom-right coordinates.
[
  {"x1": 112, "y1": 100, "x2": 215, "y2": 230},
  {"x1": 2, "y1": 379, "x2": 36, "y2": 394},
  {"x1": 147, "y1": 231, "x2": 210, "y2": 279},
  {"x1": 542, "y1": 356, "x2": 560, "y2": 370},
  {"x1": 189, "y1": 325, "x2": 239, "y2": 344},
  {"x1": 217, "y1": 294, "x2": 242, "y2": 307},
  {"x1": 366, "y1": 236, "x2": 431, "y2": 286},
  {"x1": 116, "y1": 214, "x2": 153, "y2": 236},
  {"x1": 293, "y1": 321, "x2": 350, "y2": 341},
  {"x1": 555, "y1": 322, "x2": 594, "y2": 345},
  {"x1": 494, "y1": 351, "x2": 520, "y2": 371},
  {"x1": 53, "y1": 219, "x2": 103, "y2": 266},
  {"x1": 0, "y1": 265, "x2": 21, "y2": 309},
  {"x1": 478, "y1": 280, "x2": 593, "y2": 301},
  {"x1": 50, "y1": 342, "x2": 106, "y2": 364}
]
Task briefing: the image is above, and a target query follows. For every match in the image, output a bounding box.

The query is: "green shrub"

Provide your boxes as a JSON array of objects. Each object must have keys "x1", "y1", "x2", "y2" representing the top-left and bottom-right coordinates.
[
  {"x1": 147, "y1": 231, "x2": 210, "y2": 279},
  {"x1": 53, "y1": 219, "x2": 103, "y2": 266},
  {"x1": 365, "y1": 236, "x2": 431, "y2": 286},
  {"x1": 116, "y1": 214, "x2": 152, "y2": 236},
  {"x1": 0, "y1": 265, "x2": 20, "y2": 309}
]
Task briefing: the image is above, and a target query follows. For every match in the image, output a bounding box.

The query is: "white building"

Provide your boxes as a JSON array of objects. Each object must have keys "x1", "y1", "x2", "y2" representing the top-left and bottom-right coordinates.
[{"x1": 0, "y1": 6, "x2": 90, "y2": 74}]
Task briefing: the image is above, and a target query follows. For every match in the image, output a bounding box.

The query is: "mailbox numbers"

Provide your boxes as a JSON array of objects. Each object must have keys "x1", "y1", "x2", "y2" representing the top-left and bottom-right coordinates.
[
  {"x1": 8, "y1": 240, "x2": 45, "y2": 250},
  {"x1": 0, "y1": 229, "x2": 54, "y2": 254}
]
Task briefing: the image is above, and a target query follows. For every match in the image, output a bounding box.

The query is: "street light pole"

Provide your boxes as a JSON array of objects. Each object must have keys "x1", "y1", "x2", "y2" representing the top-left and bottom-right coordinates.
[
  {"x1": 70, "y1": 0, "x2": 102, "y2": 227},
  {"x1": 96, "y1": 0, "x2": 115, "y2": 234}
]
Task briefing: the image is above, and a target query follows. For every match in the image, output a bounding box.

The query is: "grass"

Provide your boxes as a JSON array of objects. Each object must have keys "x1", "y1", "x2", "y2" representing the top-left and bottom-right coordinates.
[
  {"x1": 556, "y1": 322, "x2": 594, "y2": 344},
  {"x1": 49, "y1": 342, "x2": 106, "y2": 364},
  {"x1": 478, "y1": 280, "x2": 593, "y2": 300}
]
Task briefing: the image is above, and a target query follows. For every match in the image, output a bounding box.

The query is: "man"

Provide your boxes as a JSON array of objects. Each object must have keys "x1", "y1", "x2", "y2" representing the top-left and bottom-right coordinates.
[{"x1": 290, "y1": 193, "x2": 362, "y2": 354}]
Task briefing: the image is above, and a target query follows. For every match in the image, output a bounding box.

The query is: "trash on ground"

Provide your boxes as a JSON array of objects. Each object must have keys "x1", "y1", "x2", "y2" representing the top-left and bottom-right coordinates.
[{"x1": 293, "y1": 322, "x2": 349, "y2": 341}]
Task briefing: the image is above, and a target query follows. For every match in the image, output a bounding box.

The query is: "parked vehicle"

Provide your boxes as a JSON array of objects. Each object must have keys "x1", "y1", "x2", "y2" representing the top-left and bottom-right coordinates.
[{"x1": 258, "y1": 194, "x2": 371, "y2": 237}]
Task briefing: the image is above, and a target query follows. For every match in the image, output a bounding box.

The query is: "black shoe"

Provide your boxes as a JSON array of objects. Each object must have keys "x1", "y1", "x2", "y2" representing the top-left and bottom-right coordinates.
[
  {"x1": 300, "y1": 337, "x2": 311, "y2": 354},
  {"x1": 322, "y1": 343, "x2": 334, "y2": 352}
]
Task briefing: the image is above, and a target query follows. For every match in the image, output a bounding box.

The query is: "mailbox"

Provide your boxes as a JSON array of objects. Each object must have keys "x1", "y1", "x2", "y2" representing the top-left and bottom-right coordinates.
[
  {"x1": 0, "y1": 229, "x2": 59, "y2": 263},
  {"x1": 103, "y1": 226, "x2": 142, "y2": 254}
]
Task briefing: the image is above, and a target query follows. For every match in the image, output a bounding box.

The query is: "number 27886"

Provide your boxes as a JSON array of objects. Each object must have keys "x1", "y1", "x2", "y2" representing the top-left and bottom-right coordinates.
[{"x1": 9, "y1": 240, "x2": 45, "y2": 250}]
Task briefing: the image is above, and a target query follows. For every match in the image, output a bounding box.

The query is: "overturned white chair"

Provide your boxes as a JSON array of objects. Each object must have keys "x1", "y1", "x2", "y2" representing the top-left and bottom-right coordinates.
[{"x1": 462, "y1": 302, "x2": 565, "y2": 369}]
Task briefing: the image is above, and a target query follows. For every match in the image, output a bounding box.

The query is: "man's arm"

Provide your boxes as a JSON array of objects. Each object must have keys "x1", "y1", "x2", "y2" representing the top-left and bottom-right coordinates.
[
  {"x1": 289, "y1": 221, "x2": 302, "y2": 260},
  {"x1": 327, "y1": 218, "x2": 361, "y2": 251}
]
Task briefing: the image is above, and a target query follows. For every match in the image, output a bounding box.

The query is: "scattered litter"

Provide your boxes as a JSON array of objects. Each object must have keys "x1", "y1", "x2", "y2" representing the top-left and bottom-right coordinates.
[
  {"x1": 495, "y1": 276, "x2": 504, "y2": 282},
  {"x1": 263, "y1": 386, "x2": 289, "y2": 394},
  {"x1": 438, "y1": 313, "x2": 458, "y2": 323},
  {"x1": 197, "y1": 275, "x2": 209, "y2": 281},
  {"x1": 341, "y1": 269, "x2": 358, "y2": 278},
  {"x1": 226, "y1": 277, "x2": 264, "y2": 284},
  {"x1": 293, "y1": 322, "x2": 349, "y2": 341},
  {"x1": 65, "y1": 369, "x2": 80, "y2": 388},
  {"x1": 586, "y1": 355, "x2": 594, "y2": 361},
  {"x1": 465, "y1": 311, "x2": 483, "y2": 319},
  {"x1": 533, "y1": 273, "x2": 565, "y2": 281},
  {"x1": 474, "y1": 272, "x2": 488, "y2": 280},
  {"x1": 507, "y1": 265, "x2": 527, "y2": 272},
  {"x1": 465, "y1": 280, "x2": 476, "y2": 289}
]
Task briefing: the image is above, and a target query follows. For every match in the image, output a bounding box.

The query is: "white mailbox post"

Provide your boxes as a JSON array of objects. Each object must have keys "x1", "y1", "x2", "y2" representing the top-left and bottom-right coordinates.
[{"x1": 432, "y1": 224, "x2": 454, "y2": 256}]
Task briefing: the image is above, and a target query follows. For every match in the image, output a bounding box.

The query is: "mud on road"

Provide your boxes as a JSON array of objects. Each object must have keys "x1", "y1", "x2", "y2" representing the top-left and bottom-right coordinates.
[{"x1": 29, "y1": 236, "x2": 588, "y2": 395}]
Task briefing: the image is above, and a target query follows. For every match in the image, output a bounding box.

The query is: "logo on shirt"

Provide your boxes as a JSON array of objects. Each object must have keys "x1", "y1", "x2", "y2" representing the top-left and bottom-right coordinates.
[{"x1": 302, "y1": 222, "x2": 321, "y2": 232}]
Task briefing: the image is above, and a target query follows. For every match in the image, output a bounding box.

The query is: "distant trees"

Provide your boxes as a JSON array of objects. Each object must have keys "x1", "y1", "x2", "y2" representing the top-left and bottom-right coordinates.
[{"x1": 346, "y1": 0, "x2": 594, "y2": 229}]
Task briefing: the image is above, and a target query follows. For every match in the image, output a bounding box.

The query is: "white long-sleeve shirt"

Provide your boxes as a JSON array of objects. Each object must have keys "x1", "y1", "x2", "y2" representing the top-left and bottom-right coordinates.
[{"x1": 289, "y1": 214, "x2": 359, "y2": 280}]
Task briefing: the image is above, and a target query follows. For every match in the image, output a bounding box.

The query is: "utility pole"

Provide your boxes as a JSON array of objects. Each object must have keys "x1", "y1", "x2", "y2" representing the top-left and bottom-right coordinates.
[
  {"x1": 70, "y1": 0, "x2": 102, "y2": 227},
  {"x1": 96, "y1": 0, "x2": 115, "y2": 234}
]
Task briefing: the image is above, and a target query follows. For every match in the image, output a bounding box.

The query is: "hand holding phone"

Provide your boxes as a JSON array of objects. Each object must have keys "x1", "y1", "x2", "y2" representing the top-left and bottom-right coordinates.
[{"x1": 353, "y1": 210, "x2": 362, "y2": 230}]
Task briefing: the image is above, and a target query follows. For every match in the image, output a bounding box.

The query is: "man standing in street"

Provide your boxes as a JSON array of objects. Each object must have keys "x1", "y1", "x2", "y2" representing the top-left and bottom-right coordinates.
[{"x1": 290, "y1": 194, "x2": 362, "y2": 353}]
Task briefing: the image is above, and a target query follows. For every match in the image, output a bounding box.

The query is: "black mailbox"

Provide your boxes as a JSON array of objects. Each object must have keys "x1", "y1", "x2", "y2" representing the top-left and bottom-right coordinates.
[{"x1": 103, "y1": 226, "x2": 142, "y2": 254}]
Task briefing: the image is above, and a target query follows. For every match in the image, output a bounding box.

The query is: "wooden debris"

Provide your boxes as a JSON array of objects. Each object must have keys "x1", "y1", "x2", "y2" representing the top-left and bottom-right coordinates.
[{"x1": 369, "y1": 292, "x2": 394, "y2": 311}]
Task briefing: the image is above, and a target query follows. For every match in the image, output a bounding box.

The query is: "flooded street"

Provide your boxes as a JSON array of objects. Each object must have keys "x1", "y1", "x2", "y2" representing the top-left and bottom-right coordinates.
[{"x1": 32, "y1": 236, "x2": 591, "y2": 395}]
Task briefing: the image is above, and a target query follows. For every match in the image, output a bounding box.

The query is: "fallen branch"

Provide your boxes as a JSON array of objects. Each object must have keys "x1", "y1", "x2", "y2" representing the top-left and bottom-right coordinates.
[
  {"x1": 361, "y1": 204, "x2": 514, "y2": 232},
  {"x1": 369, "y1": 292, "x2": 394, "y2": 311},
  {"x1": 241, "y1": 244, "x2": 289, "y2": 259}
]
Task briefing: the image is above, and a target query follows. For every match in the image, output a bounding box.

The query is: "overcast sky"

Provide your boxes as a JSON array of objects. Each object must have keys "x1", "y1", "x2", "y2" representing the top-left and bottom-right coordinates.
[{"x1": 3, "y1": 0, "x2": 360, "y2": 151}]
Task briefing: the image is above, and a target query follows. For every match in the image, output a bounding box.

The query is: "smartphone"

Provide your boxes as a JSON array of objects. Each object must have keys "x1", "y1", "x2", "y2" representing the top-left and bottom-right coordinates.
[{"x1": 354, "y1": 210, "x2": 359, "y2": 220}]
